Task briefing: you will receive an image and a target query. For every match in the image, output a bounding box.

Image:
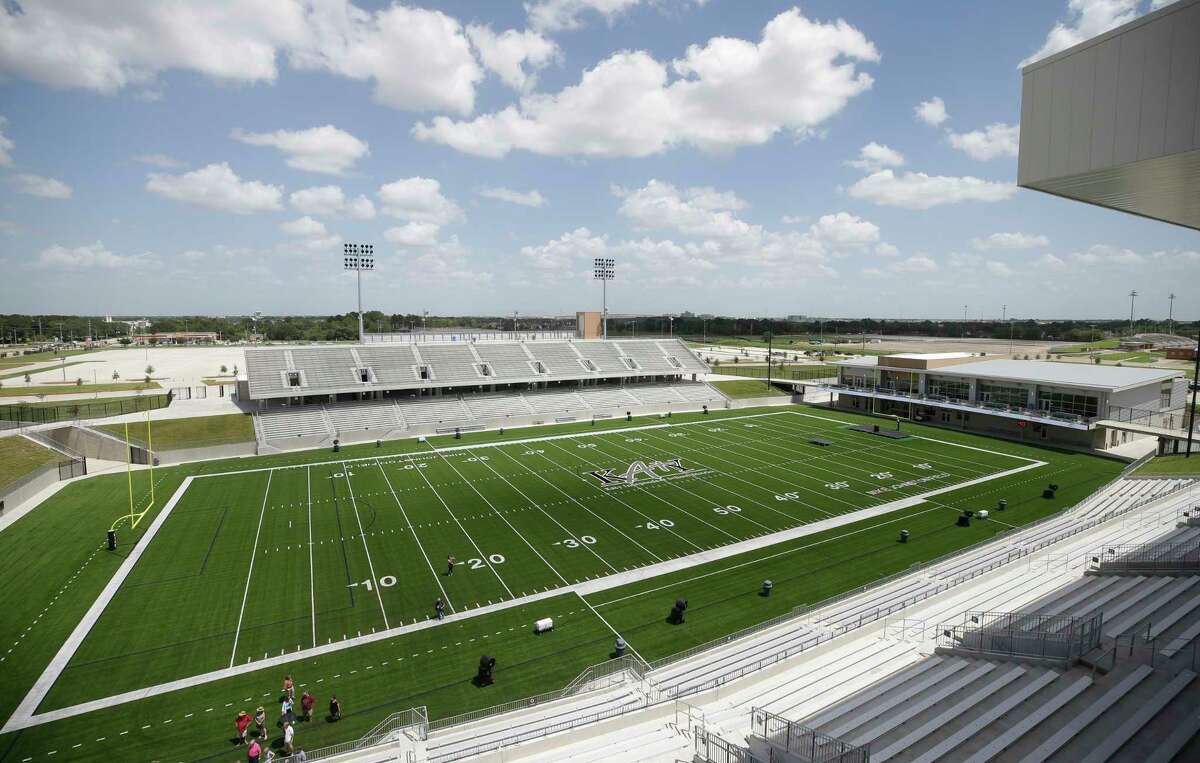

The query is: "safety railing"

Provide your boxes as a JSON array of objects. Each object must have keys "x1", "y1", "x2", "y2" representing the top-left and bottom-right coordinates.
[
  {"x1": 751, "y1": 708, "x2": 869, "y2": 763},
  {"x1": 278, "y1": 706, "x2": 427, "y2": 763},
  {"x1": 695, "y1": 728, "x2": 755, "y2": 763},
  {"x1": 428, "y1": 654, "x2": 647, "y2": 734},
  {"x1": 1087, "y1": 538, "x2": 1200, "y2": 573}
]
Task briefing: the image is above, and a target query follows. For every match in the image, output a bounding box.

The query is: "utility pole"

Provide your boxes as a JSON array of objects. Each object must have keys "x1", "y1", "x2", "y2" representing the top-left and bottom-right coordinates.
[
  {"x1": 766, "y1": 322, "x2": 774, "y2": 392},
  {"x1": 1188, "y1": 321, "x2": 1200, "y2": 458},
  {"x1": 1128, "y1": 290, "x2": 1138, "y2": 335}
]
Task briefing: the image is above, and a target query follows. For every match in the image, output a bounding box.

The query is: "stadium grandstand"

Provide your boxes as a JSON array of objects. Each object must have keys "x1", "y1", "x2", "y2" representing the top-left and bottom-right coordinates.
[{"x1": 241, "y1": 338, "x2": 725, "y2": 449}]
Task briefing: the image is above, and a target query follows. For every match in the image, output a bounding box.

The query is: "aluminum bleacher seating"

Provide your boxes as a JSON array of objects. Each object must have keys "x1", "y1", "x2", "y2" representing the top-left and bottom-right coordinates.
[
  {"x1": 525, "y1": 343, "x2": 589, "y2": 377},
  {"x1": 523, "y1": 389, "x2": 589, "y2": 415},
  {"x1": 325, "y1": 399, "x2": 401, "y2": 435},
  {"x1": 398, "y1": 397, "x2": 472, "y2": 427},
  {"x1": 245, "y1": 348, "x2": 291, "y2": 398},
  {"x1": 657, "y1": 340, "x2": 707, "y2": 372},
  {"x1": 463, "y1": 395, "x2": 533, "y2": 420},
  {"x1": 625, "y1": 385, "x2": 684, "y2": 405},
  {"x1": 418, "y1": 345, "x2": 483, "y2": 385},
  {"x1": 474, "y1": 343, "x2": 538, "y2": 379},
  {"x1": 258, "y1": 407, "x2": 333, "y2": 442},
  {"x1": 572, "y1": 341, "x2": 628, "y2": 374},
  {"x1": 356, "y1": 345, "x2": 419, "y2": 385},
  {"x1": 577, "y1": 386, "x2": 639, "y2": 410},
  {"x1": 613, "y1": 340, "x2": 675, "y2": 373},
  {"x1": 291, "y1": 347, "x2": 358, "y2": 388}
]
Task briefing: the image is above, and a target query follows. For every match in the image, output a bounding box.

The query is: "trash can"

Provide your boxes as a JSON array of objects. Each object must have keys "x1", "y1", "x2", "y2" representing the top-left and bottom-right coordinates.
[
  {"x1": 106, "y1": 530, "x2": 117, "y2": 551},
  {"x1": 614, "y1": 636, "x2": 626, "y2": 657},
  {"x1": 899, "y1": 530, "x2": 909, "y2": 544},
  {"x1": 998, "y1": 499, "x2": 1007, "y2": 511},
  {"x1": 762, "y1": 579, "x2": 773, "y2": 597}
]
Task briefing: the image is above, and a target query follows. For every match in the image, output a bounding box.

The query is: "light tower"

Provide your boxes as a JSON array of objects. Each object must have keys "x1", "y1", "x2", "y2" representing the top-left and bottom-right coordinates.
[
  {"x1": 1128, "y1": 290, "x2": 1138, "y2": 335},
  {"x1": 343, "y1": 243, "x2": 375, "y2": 343},
  {"x1": 1168, "y1": 293, "x2": 1176, "y2": 334},
  {"x1": 593, "y1": 257, "x2": 615, "y2": 339}
]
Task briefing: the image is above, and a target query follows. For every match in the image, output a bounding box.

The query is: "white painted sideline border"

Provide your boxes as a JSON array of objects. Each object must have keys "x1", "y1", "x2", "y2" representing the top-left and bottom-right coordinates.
[
  {"x1": 2, "y1": 410, "x2": 1044, "y2": 733},
  {"x1": 4, "y1": 476, "x2": 194, "y2": 732}
]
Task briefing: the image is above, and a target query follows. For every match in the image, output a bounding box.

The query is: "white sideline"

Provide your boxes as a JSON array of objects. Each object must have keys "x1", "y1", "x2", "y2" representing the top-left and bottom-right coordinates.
[
  {"x1": 0, "y1": 456, "x2": 1046, "y2": 733},
  {"x1": 3, "y1": 476, "x2": 194, "y2": 733}
]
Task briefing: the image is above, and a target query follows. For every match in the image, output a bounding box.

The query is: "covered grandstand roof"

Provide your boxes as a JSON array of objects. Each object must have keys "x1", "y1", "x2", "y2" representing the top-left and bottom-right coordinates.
[{"x1": 244, "y1": 338, "x2": 708, "y2": 400}]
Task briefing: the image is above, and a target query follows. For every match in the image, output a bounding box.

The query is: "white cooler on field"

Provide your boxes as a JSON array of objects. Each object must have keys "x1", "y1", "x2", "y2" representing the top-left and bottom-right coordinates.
[{"x1": 534, "y1": 617, "x2": 554, "y2": 633}]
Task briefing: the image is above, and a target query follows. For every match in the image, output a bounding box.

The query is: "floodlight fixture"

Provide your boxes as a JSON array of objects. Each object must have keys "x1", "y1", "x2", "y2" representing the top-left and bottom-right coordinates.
[
  {"x1": 344, "y1": 243, "x2": 376, "y2": 342},
  {"x1": 593, "y1": 257, "x2": 615, "y2": 340}
]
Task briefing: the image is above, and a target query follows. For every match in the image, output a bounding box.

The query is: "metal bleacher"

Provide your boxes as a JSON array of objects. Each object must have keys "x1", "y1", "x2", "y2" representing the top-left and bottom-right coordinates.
[
  {"x1": 474, "y1": 343, "x2": 539, "y2": 379},
  {"x1": 291, "y1": 347, "x2": 357, "y2": 388},
  {"x1": 614, "y1": 340, "x2": 674, "y2": 373},
  {"x1": 355, "y1": 345, "x2": 419, "y2": 385},
  {"x1": 416, "y1": 344, "x2": 481, "y2": 385},
  {"x1": 571, "y1": 341, "x2": 629, "y2": 374},
  {"x1": 528, "y1": 342, "x2": 588, "y2": 377},
  {"x1": 244, "y1": 347, "x2": 291, "y2": 398}
]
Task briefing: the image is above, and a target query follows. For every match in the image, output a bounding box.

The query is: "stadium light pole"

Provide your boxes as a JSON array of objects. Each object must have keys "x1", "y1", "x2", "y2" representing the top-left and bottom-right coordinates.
[
  {"x1": 343, "y1": 243, "x2": 375, "y2": 343},
  {"x1": 593, "y1": 257, "x2": 614, "y2": 339},
  {"x1": 1168, "y1": 293, "x2": 1176, "y2": 334},
  {"x1": 1128, "y1": 290, "x2": 1138, "y2": 335}
]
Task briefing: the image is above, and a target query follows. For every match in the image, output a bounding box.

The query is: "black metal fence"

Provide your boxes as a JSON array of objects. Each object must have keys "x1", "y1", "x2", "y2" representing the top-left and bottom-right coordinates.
[
  {"x1": 711, "y1": 364, "x2": 839, "y2": 382},
  {"x1": 58, "y1": 457, "x2": 87, "y2": 479},
  {"x1": 751, "y1": 708, "x2": 869, "y2": 763},
  {"x1": 937, "y1": 610, "x2": 1103, "y2": 664},
  {"x1": 1088, "y1": 539, "x2": 1200, "y2": 573},
  {"x1": 0, "y1": 392, "x2": 171, "y2": 425}
]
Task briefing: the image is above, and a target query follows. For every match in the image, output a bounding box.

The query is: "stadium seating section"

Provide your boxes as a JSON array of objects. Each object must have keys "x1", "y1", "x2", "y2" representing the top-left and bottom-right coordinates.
[
  {"x1": 254, "y1": 382, "x2": 726, "y2": 445},
  {"x1": 244, "y1": 339, "x2": 708, "y2": 400}
]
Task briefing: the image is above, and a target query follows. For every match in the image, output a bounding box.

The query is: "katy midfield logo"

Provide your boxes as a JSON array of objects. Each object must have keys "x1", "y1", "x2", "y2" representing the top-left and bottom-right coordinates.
[{"x1": 588, "y1": 457, "x2": 708, "y2": 488}]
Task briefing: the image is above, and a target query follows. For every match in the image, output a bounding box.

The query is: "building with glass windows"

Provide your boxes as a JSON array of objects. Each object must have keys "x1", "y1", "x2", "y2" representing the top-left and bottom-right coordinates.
[{"x1": 826, "y1": 353, "x2": 1188, "y2": 449}]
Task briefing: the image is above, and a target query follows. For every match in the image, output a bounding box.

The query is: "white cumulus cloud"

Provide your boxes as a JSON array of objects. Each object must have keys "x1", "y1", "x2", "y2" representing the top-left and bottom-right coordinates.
[
  {"x1": 948, "y1": 123, "x2": 1020, "y2": 161},
  {"x1": 1020, "y1": 0, "x2": 1141, "y2": 67},
  {"x1": 133, "y1": 153, "x2": 184, "y2": 168},
  {"x1": 466, "y1": 25, "x2": 559, "y2": 91},
  {"x1": 972, "y1": 232, "x2": 1050, "y2": 250},
  {"x1": 35, "y1": 241, "x2": 158, "y2": 270},
  {"x1": 478, "y1": 186, "x2": 548, "y2": 208},
  {"x1": 845, "y1": 142, "x2": 905, "y2": 172},
  {"x1": 232, "y1": 125, "x2": 368, "y2": 175},
  {"x1": 891, "y1": 255, "x2": 939, "y2": 273},
  {"x1": 847, "y1": 170, "x2": 1016, "y2": 209},
  {"x1": 378, "y1": 177, "x2": 464, "y2": 226},
  {"x1": 385, "y1": 222, "x2": 441, "y2": 247},
  {"x1": 279, "y1": 216, "x2": 327, "y2": 237},
  {"x1": 809, "y1": 212, "x2": 879, "y2": 247},
  {"x1": 289, "y1": 185, "x2": 375, "y2": 219},
  {"x1": 0, "y1": 116, "x2": 13, "y2": 166},
  {"x1": 414, "y1": 8, "x2": 878, "y2": 158},
  {"x1": 10, "y1": 173, "x2": 72, "y2": 199},
  {"x1": 145, "y1": 162, "x2": 282, "y2": 214},
  {"x1": 914, "y1": 96, "x2": 948, "y2": 126},
  {"x1": 526, "y1": 0, "x2": 706, "y2": 33}
]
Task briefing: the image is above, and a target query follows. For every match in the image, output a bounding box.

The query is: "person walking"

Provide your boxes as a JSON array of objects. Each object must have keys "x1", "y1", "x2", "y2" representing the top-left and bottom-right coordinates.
[
  {"x1": 300, "y1": 690, "x2": 315, "y2": 722},
  {"x1": 280, "y1": 696, "x2": 294, "y2": 727},
  {"x1": 329, "y1": 694, "x2": 342, "y2": 722},
  {"x1": 435, "y1": 597, "x2": 445, "y2": 620},
  {"x1": 253, "y1": 706, "x2": 268, "y2": 742},
  {"x1": 446, "y1": 555, "x2": 456, "y2": 576},
  {"x1": 235, "y1": 710, "x2": 252, "y2": 745},
  {"x1": 246, "y1": 738, "x2": 261, "y2": 763},
  {"x1": 282, "y1": 675, "x2": 295, "y2": 702},
  {"x1": 283, "y1": 721, "x2": 295, "y2": 755}
]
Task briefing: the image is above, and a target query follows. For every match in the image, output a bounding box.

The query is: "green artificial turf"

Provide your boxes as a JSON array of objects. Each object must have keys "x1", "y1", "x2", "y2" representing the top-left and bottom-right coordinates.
[
  {"x1": 98, "y1": 413, "x2": 255, "y2": 449},
  {"x1": 710, "y1": 380, "x2": 790, "y2": 398},
  {"x1": 0, "y1": 381, "x2": 159, "y2": 397},
  {"x1": 0, "y1": 436, "x2": 61, "y2": 491},
  {"x1": 0, "y1": 404, "x2": 1124, "y2": 762},
  {"x1": 1132, "y1": 454, "x2": 1200, "y2": 477}
]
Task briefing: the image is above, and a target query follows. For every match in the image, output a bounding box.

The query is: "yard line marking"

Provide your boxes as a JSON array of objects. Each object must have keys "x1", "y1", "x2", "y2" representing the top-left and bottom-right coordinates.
[
  {"x1": 374, "y1": 460, "x2": 454, "y2": 613},
  {"x1": 229, "y1": 470, "x2": 273, "y2": 668},
  {"x1": 341, "y1": 463, "x2": 390, "y2": 629},
  {"x1": 427, "y1": 444, "x2": 570, "y2": 586},
  {"x1": 539, "y1": 439, "x2": 705, "y2": 551},
  {"x1": 408, "y1": 454, "x2": 514, "y2": 598},
  {"x1": 492, "y1": 445, "x2": 665, "y2": 563},
  {"x1": 306, "y1": 465, "x2": 316, "y2": 648}
]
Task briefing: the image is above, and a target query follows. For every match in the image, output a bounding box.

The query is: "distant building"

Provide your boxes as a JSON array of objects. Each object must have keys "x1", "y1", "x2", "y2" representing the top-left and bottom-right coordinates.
[
  {"x1": 825, "y1": 352, "x2": 1187, "y2": 449},
  {"x1": 1166, "y1": 346, "x2": 1198, "y2": 361},
  {"x1": 131, "y1": 331, "x2": 218, "y2": 345}
]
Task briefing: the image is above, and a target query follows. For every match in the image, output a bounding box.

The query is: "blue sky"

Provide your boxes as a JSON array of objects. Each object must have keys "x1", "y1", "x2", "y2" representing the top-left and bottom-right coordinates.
[{"x1": 0, "y1": 0, "x2": 1195, "y2": 320}]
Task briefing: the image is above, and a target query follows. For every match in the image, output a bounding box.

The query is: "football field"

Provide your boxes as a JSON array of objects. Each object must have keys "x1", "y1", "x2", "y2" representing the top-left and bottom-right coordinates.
[{"x1": 34, "y1": 409, "x2": 1041, "y2": 713}]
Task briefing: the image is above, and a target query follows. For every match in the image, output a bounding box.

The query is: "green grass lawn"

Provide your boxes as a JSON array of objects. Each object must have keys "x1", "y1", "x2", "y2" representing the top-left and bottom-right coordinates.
[
  {"x1": 1132, "y1": 453, "x2": 1200, "y2": 477},
  {"x1": 0, "y1": 348, "x2": 96, "y2": 370},
  {"x1": 711, "y1": 379, "x2": 790, "y2": 398},
  {"x1": 1050, "y1": 338, "x2": 1120, "y2": 353},
  {"x1": 0, "y1": 381, "x2": 159, "y2": 397},
  {"x1": 0, "y1": 436, "x2": 61, "y2": 491},
  {"x1": 711, "y1": 364, "x2": 838, "y2": 381},
  {"x1": 98, "y1": 413, "x2": 255, "y2": 449},
  {"x1": 0, "y1": 405, "x2": 1124, "y2": 762}
]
